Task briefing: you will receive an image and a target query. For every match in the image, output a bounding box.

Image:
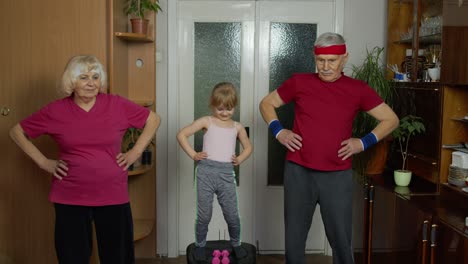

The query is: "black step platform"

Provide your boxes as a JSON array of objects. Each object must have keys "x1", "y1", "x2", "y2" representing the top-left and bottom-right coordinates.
[{"x1": 186, "y1": 240, "x2": 256, "y2": 264}]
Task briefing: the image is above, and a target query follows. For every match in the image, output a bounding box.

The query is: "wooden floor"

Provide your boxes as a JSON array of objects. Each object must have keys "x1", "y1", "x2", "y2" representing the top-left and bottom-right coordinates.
[{"x1": 136, "y1": 254, "x2": 333, "y2": 264}]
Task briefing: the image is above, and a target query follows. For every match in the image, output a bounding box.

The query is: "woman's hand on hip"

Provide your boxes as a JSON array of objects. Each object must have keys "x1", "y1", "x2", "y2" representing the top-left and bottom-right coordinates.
[
  {"x1": 117, "y1": 150, "x2": 140, "y2": 171},
  {"x1": 42, "y1": 159, "x2": 68, "y2": 180}
]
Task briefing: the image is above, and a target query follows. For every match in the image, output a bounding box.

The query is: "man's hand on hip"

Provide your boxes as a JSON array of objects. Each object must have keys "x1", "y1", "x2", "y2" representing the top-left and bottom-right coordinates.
[{"x1": 277, "y1": 129, "x2": 303, "y2": 152}]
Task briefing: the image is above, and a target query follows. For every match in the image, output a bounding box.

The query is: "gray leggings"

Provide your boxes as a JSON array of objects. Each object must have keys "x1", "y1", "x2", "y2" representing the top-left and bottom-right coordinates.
[
  {"x1": 284, "y1": 161, "x2": 354, "y2": 264},
  {"x1": 195, "y1": 159, "x2": 241, "y2": 247}
]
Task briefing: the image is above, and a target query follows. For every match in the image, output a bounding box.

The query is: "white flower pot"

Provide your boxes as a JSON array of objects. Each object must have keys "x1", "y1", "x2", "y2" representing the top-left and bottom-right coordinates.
[{"x1": 394, "y1": 170, "x2": 412, "y2": 187}]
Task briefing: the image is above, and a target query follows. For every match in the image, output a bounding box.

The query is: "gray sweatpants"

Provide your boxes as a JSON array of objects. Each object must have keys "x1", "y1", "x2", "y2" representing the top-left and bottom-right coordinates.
[
  {"x1": 284, "y1": 161, "x2": 354, "y2": 264},
  {"x1": 194, "y1": 159, "x2": 241, "y2": 247}
]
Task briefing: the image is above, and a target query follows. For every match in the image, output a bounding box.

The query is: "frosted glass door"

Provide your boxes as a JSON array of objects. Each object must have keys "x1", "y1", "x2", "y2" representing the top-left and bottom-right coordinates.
[
  {"x1": 178, "y1": 2, "x2": 255, "y2": 255},
  {"x1": 255, "y1": 1, "x2": 336, "y2": 252}
]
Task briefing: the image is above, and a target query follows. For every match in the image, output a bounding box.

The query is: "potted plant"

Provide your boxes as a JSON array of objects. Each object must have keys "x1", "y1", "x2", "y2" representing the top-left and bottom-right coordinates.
[
  {"x1": 351, "y1": 47, "x2": 395, "y2": 179},
  {"x1": 122, "y1": 128, "x2": 143, "y2": 170},
  {"x1": 122, "y1": 128, "x2": 154, "y2": 170},
  {"x1": 391, "y1": 115, "x2": 426, "y2": 186},
  {"x1": 124, "y1": 0, "x2": 162, "y2": 34}
]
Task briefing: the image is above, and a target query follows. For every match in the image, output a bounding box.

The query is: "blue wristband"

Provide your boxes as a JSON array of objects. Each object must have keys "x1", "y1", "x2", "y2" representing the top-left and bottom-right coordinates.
[
  {"x1": 360, "y1": 132, "x2": 378, "y2": 150},
  {"x1": 268, "y1": 119, "x2": 284, "y2": 138}
]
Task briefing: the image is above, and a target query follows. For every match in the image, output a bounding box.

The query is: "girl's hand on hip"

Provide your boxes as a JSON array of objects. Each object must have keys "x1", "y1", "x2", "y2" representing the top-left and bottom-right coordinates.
[
  {"x1": 277, "y1": 129, "x2": 303, "y2": 152},
  {"x1": 192, "y1": 152, "x2": 207, "y2": 161},
  {"x1": 42, "y1": 159, "x2": 68, "y2": 180},
  {"x1": 231, "y1": 155, "x2": 240, "y2": 166}
]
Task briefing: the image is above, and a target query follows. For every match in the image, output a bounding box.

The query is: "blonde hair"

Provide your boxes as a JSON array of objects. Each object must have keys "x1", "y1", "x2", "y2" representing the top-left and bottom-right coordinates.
[
  {"x1": 209, "y1": 82, "x2": 238, "y2": 109},
  {"x1": 60, "y1": 55, "x2": 107, "y2": 96}
]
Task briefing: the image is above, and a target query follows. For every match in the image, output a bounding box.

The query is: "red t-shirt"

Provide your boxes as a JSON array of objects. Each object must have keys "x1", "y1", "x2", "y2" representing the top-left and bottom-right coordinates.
[
  {"x1": 277, "y1": 73, "x2": 383, "y2": 171},
  {"x1": 20, "y1": 93, "x2": 150, "y2": 206}
]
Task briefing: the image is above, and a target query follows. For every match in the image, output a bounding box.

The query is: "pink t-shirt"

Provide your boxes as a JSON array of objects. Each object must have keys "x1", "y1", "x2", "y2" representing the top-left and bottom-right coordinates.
[
  {"x1": 277, "y1": 73, "x2": 383, "y2": 171},
  {"x1": 202, "y1": 117, "x2": 237, "y2": 162},
  {"x1": 20, "y1": 93, "x2": 150, "y2": 206}
]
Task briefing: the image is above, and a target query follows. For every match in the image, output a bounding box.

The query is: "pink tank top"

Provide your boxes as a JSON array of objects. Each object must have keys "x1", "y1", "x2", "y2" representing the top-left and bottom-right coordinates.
[{"x1": 203, "y1": 117, "x2": 238, "y2": 162}]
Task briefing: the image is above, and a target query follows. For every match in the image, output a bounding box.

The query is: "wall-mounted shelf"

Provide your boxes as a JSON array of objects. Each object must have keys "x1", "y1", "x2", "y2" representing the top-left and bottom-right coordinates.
[
  {"x1": 393, "y1": 33, "x2": 441, "y2": 45},
  {"x1": 133, "y1": 219, "x2": 154, "y2": 241},
  {"x1": 132, "y1": 100, "x2": 154, "y2": 107},
  {"x1": 452, "y1": 117, "x2": 468, "y2": 123},
  {"x1": 115, "y1": 32, "x2": 154, "y2": 42},
  {"x1": 128, "y1": 164, "x2": 153, "y2": 176},
  {"x1": 441, "y1": 183, "x2": 468, "y2": 197}
]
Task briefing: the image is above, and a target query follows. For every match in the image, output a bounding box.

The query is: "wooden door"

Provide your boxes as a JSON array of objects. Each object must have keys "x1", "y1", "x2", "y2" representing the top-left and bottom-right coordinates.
[{"x1": 0, "y1": 1, "x2": 108, "y2": 263}]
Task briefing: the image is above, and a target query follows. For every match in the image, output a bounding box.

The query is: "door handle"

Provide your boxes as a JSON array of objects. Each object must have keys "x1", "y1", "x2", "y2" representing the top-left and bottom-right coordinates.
[
  {"x1": 430, "y1": 224, "x2": 437, "y2": 264},
  {"x1": 421, "y1": 220, "x2": 429, "y2": 264},
  {"x1": 1, "y1": 106, "x2": 10, "y2": 116},
  {"x1": 367, "y1": 185, "x2": 375, "y2": 264}
]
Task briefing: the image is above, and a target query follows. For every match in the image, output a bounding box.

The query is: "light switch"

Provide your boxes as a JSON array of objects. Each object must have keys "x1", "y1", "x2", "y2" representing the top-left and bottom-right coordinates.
[{"x1": 156, "y1": 51, "x2": 162, "y2": 62}]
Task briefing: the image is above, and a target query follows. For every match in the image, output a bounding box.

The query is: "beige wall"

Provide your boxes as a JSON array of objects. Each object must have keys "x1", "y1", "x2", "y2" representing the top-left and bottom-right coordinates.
[{"x1": 344, "y1": 0, "x2": 388, "y2": 76}]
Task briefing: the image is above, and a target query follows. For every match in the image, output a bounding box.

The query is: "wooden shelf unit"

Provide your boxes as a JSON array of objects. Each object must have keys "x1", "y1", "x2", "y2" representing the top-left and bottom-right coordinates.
[
  {"x1": 128, "y1": 164, "x2": 153, "y2": 176},
  {"x1": 108, "y1": 0, "x2": 157, "y2": 258},
  {"x1": 440, "y1": 86, "x2": 468, "y2": 186},
  {"x1": 382, "y1": 2, "x2": 468, "y2": 262},
  {"x1": 133, "y1": 219, "x2": 154, "y2": 241}
]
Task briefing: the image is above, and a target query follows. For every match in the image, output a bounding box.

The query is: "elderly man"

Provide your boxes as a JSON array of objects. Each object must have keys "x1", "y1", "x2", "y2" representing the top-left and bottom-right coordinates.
[{"x1": 259, "y1": 32, "x2": 399, "y2": 264}]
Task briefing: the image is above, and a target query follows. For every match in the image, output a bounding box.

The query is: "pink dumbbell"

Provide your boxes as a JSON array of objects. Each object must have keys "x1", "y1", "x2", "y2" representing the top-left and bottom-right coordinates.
[
  {"x1": 221, "y1": 249, "x2": 230, "y2": 264},
  {"x1": 212, "y1": 249, "x2": 221, "y2": 264}
]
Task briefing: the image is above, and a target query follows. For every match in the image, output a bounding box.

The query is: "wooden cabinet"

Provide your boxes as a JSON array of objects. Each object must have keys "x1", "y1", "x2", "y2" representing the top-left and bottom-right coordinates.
[
  {"x1": 390, "y1": 83, "x2": 443, "y2": 184},
  {"x1": 362, "y1": 1, "x2": 468, "y2": 264},
  {"x1": 386, "y1": 0, "x2": 468, "y2": 84},
  {"x1": 386, "y1": 0, "x2": 442, "y2": 82},
  {"x1": 439, "y1": 86, "x2": 468, "y2": 186},
  {"x1": 430, "y1": 185, "x2": 468, "y2": 263},
  {"x1": 362, "y1": 182, "x2": 468, "y2": 264},
  {"x1": 386, "y1": 0, "x2": 468, "y2": 192},
  {"x1": 353, "y1": 180, "x2": 371, "y2": 264},
  {"x1": 441, "y1": 1, "x2": 468, "y2": 84},
  {"x1": 431, "y1": 218, "x2": 468, "y2": 263},
  {"x1": 108, "y1": 0, "x2": 157, "y2": 258},
  {"x1": 368, "y1": 185, "x2": 435, "y2": 264},
  {"x1": 388, "y1": 83, "x2": 467, "y2": 193}
]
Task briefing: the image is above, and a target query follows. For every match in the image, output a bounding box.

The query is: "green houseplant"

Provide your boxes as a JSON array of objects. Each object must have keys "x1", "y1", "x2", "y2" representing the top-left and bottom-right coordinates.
[
  {"x1": 122, "y1": 128, "x2": 142, "y2": 150},
  {"x1": 351, "y1": 47, "x2": 395, "y2": 178},
  {"x1": 122, "y1": 128, "x2": 155, "y2": 170},
  {"x1": 391, "y1": 115, "x2": 426, "y2": 186},
  {"x1": 124, "y1": 0, "x2": 162, "y2": 34},
  {"x1": 122, "y1": 128, "x2": 143, "y2": 170}
]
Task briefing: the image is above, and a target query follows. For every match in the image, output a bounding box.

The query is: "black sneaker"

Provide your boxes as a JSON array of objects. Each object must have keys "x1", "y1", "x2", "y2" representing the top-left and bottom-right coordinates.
[
  {"x1": 194, "y1": 246, "x2": 206, "y2": 261},
  {"x1": 233, "y1": 245, "x2": 247, "y2": 259}
]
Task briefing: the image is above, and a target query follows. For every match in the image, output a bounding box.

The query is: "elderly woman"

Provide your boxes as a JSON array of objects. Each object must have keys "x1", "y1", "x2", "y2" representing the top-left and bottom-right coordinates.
[{"x1": 9, "y1": 55, "x2": 160, "y2": 264}]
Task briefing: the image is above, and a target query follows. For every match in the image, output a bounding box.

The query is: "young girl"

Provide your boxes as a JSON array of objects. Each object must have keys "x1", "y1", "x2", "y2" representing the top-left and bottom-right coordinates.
[{"x1": 177, "y1": 82, "x2": 253, "y2": 261}]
